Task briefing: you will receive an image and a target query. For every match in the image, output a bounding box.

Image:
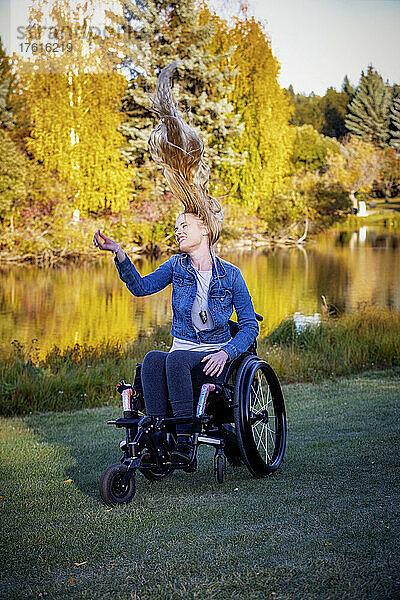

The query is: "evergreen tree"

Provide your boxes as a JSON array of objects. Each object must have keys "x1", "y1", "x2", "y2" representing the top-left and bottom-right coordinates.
[
  {"x1": 286, "y1": 84, "x2": 295, "y2": 102},
  {"x1": 287, "y1": 90, "x2": 324, "y2": 132},
  {"x1": 319, "y1": 87, "x2": 349, "y2": 139},
  {"x1": 341, "y1": 75, "x2": 355, "y2": 101},
  {"x1": 287, "y1": 76, "x2": 354, "y2": 139},
  {"x1": 345, "y1": 65, "x2": 392, "y2": 149},
  {"x1": 120, "y1": 0, "x2": 239, "y2": 202},
  {"x1": 391, "y1": 84, "x2": 400, "y2": 100},
  {"x1": 389, "y1": 95, "x2": 400, "y2": 153}
]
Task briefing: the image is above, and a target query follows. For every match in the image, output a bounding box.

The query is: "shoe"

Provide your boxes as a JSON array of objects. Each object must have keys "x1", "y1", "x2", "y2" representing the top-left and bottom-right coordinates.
[
  {"x1": 140, "y1": 450, "x2": 153, "y2": 466},
  {"x1": 140, "y1": 430, "x2": 168, "y2": 466},
  {"x1": 170, "y1": 435, "x2": 194, "y2": 465}
]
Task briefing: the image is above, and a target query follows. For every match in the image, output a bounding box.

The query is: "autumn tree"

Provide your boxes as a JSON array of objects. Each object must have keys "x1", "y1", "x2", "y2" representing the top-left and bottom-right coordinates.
[
  {"x1": 221, "y1": 10, "x2": 295, "y2": 214},
  {"x1": 291, "y1": 124, "x2": 341, "y2": 173},
  {"x1": 345, "y1": 65, "x2": 392, "y2": 149},
  {"x1": 18, "y1": 0, "x2": 132, "y2": 213},
  {"x1": 376, "y1": 146, "x2": 400, "y2": 200},
  {"x1": 0, "y1": 130, "x2": 27, "y2": 229},
  {"x1": 324, "y1": 135, "x2": 384, "y2": 209},
  {"x1": 0, "y1": 39, "x2": 28, "y2": 231}
]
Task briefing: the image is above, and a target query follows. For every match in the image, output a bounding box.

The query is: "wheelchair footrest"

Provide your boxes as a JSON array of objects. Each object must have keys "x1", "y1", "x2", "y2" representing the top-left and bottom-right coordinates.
[
  {"x1": 110, "y1": 417, "x2": 142, "y2": 428},
  {"x1": 197, "y1": 435, "x2": 224, "y2": 446}
]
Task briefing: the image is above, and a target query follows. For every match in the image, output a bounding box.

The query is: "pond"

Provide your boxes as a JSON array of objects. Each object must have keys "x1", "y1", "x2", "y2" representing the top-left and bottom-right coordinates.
[{"x1": 1, "y1": 226, "x2": 399, "y2": 358}]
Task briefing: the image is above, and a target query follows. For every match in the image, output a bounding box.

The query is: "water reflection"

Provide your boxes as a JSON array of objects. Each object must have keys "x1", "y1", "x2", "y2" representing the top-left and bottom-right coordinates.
[
  {"x1": 335, "y1": 228, "x2": 400, "y2": 249},
  {"x1": 1, "y1": 227, "x2": 399, "y2": 357}
]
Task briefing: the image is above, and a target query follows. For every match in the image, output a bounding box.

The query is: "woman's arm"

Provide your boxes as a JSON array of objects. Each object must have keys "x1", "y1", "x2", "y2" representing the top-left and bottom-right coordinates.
[
  {"x1": 115, "y1": 246, "x2": 126, "y2": 263},
  {"x1": 93, "y1": 229, "x2": 173, "y2": 296},
  {"x1": 115, "y1": 253, "x2": 173, "y2": 297},
  {"x1": 221, "y1": 270, "x2": 259, "y2": 361}
]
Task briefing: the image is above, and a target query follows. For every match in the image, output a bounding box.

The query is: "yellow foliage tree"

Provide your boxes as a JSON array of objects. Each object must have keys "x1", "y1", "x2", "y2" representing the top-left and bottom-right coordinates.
[
  {"x1": 17, "y1": 0, "x2": 132, "y2": 213},
  {"x1": 324, "y1": 135, "x2": 384, "y2": 209},
  {"x1": 220, "y1": 10, "x2": 296, "y2": 214}
]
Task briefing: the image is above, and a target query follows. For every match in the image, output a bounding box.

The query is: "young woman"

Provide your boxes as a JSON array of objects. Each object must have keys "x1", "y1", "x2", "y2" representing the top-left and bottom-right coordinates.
[{"x1": 93, "y1": 62, "x2": 259, "y2": 465}]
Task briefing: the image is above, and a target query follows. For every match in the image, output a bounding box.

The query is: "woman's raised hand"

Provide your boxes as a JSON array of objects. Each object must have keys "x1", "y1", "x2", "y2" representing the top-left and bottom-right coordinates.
[{"x1": 93, "y1": 229, "x2": 119, "y2": 253}]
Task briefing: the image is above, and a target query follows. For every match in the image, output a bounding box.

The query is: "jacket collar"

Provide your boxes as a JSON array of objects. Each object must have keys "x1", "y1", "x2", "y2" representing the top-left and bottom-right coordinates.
[{"x1": 179, "y1": 253, "x2": 227, "y2": 280}]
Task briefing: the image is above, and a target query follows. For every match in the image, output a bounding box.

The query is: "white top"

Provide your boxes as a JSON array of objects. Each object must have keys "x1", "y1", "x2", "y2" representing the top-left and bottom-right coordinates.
[
  {"x1": 191, "y1": 269, "x2": 214, "y2": 331},
  {"x1": 169, "y1": 268, "x2": 231, "y2": 353},
  {"x1": 169, "y1": 337, "x2": 231, "y2": 353}
]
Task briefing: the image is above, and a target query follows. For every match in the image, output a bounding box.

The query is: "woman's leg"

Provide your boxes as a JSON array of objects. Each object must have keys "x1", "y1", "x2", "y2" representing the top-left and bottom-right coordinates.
[
  {"x1": 165, "y1": 350, "x2": 212, "y2": 435},
  {"x1": 141, "y1": 350, "x2": 169, "y2": 418}
]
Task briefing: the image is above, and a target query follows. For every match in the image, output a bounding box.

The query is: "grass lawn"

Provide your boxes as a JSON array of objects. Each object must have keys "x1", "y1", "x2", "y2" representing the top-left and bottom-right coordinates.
[
  {"x1": 343, "y1": 196, "x2": 400, "y2": 226},
  {"x1": 1, "y1": 369, "x2": 399, "y2": 600}
]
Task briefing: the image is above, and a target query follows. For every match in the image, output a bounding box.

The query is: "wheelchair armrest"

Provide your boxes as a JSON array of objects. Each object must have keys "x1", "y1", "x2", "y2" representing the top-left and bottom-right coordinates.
[
  {"x1": 228, "y1": 313, "x2": 263, "y2": 338},
  {"x1": 228, "y1": 319, "x2": 239, "y2": 338}
]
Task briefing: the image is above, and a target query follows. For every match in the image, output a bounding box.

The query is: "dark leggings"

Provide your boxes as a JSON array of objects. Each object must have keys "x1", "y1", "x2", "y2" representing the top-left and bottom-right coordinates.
[{"x1": 141, "y1": 350, "x2": 228, "y2": 435}]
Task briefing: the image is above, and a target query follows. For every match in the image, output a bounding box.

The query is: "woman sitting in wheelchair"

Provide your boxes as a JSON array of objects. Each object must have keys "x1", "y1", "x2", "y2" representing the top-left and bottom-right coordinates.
[{"x1": 93, "y1": 62, "x2": 259, "y2": 466}]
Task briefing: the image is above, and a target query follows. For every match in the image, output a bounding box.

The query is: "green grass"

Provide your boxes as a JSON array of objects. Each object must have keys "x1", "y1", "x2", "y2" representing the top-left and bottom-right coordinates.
[
  {"x1": 1, "y1": 369, "x2": 399, "y2": 599},
  {"x1": 260, "y1": 305, "x2": 400, "y2": 382},
  {"x1": 339, "y1": 196, "x2": 400, "y2": 228},
  {"x1": 0, "y1": 327, "x2": 172, "y2": 417}
]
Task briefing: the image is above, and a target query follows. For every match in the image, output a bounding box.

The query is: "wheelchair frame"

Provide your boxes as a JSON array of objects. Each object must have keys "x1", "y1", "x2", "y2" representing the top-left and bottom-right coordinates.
[{"x1": 99, "y1": 316, "x2": 287, "y2": 505}]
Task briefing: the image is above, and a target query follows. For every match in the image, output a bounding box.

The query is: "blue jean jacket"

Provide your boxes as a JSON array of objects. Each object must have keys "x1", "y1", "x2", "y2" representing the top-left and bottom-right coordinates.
[{"x1": 114, "y1": 252, "x2": 259, "y2": 360}]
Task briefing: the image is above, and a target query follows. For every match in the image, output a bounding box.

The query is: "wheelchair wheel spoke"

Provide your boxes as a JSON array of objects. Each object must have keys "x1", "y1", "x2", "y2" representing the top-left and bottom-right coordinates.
[
  {"x1": 249, "y1": 369, "x2": 279, "y2": 465},
  {"x1": 254, "y1": 422, "x2": 271, "y2": 463},
  {"x1": 267, "y1": 424, "x2": 276, "y2": 448},
  {"x1": 264, "y1": 426, "x2": 272, "y2": 462},
  {"x1": 253, "y1": 423, "x2": 266, "y2": 453},
  {"x1": 254, "y1": 422, "x2": 264, "y2": 447}
]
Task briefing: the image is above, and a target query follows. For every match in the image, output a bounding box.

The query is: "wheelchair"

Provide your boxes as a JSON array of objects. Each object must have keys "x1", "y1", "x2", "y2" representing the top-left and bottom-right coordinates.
[{"x1": 99, "y1": 314, "x2": 287, "y2": 505}]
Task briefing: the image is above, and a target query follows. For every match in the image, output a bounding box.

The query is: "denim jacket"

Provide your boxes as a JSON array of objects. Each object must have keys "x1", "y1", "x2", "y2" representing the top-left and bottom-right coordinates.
[{"x1": 114, "y1": 252, "x2": 259, "y2": 360}]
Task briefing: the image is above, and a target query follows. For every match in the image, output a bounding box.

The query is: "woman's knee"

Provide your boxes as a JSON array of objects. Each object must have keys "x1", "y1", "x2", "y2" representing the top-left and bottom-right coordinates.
[
  {"x1": 165, "y1": 350, "x2": 194, "y2": 373},
  {"x1": 142, "y1": 350, "x2": 167, "y2": 375}
]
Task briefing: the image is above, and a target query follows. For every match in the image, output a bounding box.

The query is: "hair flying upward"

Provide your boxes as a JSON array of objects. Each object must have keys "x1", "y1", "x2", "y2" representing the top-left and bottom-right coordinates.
[{"x1": 148, "y1": 61, "x2": 224, "y2": 245}]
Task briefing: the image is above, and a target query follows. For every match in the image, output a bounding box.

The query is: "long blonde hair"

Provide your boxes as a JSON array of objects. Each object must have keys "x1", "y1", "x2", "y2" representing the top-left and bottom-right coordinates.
[{"x1": 148, "y1": 61, "x2": 224, "y2": 246}]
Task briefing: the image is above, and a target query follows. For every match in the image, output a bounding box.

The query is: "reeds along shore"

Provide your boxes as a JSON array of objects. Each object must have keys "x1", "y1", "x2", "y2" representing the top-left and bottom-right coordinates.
[{"x1": 1, "y1": 306, "x2": 399, "y2": 417}]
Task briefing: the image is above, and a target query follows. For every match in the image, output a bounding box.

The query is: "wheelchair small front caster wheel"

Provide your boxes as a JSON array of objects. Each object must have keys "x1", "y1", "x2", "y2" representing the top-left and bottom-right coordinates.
[
  {"x1": 215, "y1": 454, "x2": 225, "y2": 484},
  {"x1": 99, "y1": 463, "x2": 136, "y2": 505}
]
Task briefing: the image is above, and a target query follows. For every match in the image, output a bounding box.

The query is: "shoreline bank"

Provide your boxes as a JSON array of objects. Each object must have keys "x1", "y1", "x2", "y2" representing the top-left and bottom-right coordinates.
[
  {"x1": 0, "y1": 230, "x2": 311, "y2": 268},
  {"x1": 1, "y1": 197, "x2": 399, "y2": 267}
]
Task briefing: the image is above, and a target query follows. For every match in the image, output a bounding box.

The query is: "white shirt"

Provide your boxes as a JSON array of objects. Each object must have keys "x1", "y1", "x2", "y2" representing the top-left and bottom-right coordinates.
[{"x1": 169, "y1": 268, "x2": 231, "y2": 353}]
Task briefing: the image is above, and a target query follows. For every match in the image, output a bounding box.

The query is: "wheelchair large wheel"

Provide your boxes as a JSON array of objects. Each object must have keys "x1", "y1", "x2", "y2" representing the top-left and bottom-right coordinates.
[
  {"x1": 234, "y1": 356, "x2": 286, "y2": 478},
  {"x1": 99, "y1": 463, "x2": 136, "y2": 505}
]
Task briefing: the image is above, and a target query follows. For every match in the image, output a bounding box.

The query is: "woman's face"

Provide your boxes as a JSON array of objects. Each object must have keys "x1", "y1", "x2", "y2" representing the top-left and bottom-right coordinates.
[{"x1": 174, "y1": 213, "x2": 208, "y2": 252}]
